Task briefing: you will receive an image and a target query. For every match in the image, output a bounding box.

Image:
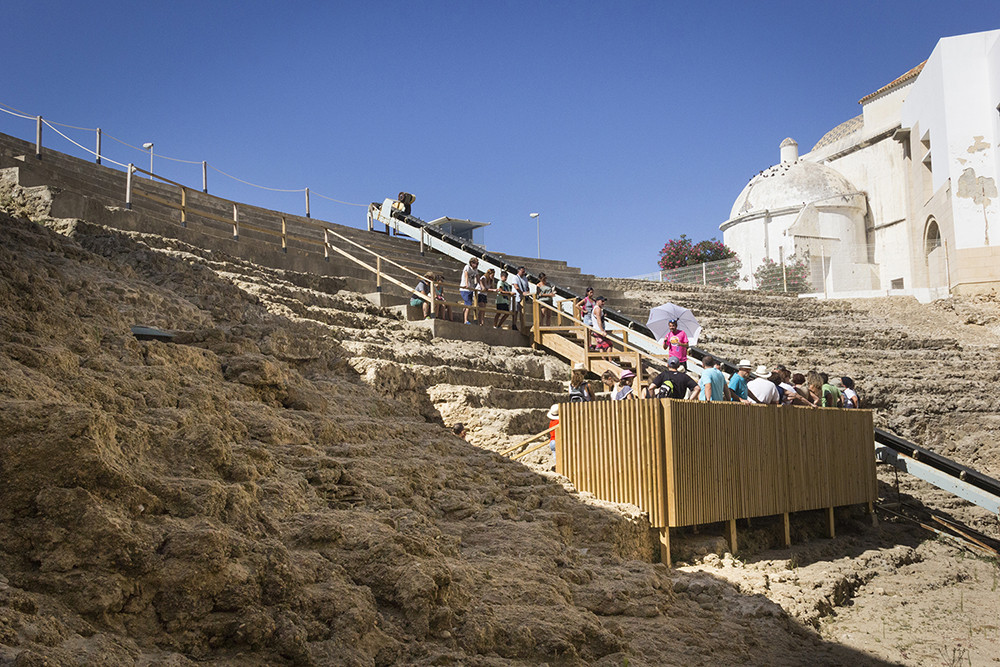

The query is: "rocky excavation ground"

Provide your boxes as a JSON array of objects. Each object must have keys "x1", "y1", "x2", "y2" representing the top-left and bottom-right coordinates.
[{"x1": 1, "y1": 188, "x2": 999, "y2": 665}]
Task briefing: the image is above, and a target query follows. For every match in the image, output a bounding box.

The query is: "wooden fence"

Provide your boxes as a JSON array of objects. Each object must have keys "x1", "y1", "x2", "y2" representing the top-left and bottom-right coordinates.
[{"x1": 556, "y1": 399, "x2": 877, "y2": 563}]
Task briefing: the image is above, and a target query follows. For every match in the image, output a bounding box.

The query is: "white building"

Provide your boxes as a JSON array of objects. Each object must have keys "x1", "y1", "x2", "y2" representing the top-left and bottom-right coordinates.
[{"x1": 721, "y1": 29, "x2": 1000, "y2": 299}]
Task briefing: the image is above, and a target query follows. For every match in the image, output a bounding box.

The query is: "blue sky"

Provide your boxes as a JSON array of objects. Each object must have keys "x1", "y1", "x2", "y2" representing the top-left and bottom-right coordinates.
[{"x1": 3, "y1": 1, "x2": 997, "y2": 278}]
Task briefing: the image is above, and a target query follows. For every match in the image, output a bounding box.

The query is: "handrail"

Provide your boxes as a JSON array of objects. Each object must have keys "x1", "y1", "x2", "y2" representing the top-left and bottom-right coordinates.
[
  {"x1": 500, "y1": 425, "x2": 557, "y2": 458},
  {"x1": 530, "y1": 296, "x2": 674, "y2": 385},
  {"x1": 368, "y1": 201, "x2": 705, "y2": 373},
  {"x1": 127, "y1": 167, "x2": 448, "y2": 307}
]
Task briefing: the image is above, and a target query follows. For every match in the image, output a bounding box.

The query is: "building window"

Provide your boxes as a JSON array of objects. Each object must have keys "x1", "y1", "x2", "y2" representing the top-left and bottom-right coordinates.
[{"x1": 925, "y1": 218, "x2": 942, "y2": 256}]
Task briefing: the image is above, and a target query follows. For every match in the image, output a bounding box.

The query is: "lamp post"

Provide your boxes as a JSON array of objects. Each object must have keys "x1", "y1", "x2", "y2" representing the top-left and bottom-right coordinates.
[
  {"x1": 142, "y1": 142, "x2": 154, "y2": 178},
  {"x1": 529, "y1": 212, "x2": 540, "y2": 258}
]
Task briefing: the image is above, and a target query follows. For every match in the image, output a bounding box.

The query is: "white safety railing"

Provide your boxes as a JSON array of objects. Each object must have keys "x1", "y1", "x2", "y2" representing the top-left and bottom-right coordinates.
[{"x1": 0, "y1": 101, "x2": 366, "y2": 223}]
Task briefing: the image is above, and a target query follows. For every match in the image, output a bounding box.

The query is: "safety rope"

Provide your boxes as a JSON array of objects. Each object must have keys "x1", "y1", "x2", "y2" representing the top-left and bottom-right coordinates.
[
  {"x1": 0, "y1": 105, "x2": 35, "y2": 120},
  {"x1": 1, "y1": 100, "x2": 368, "y2": 208},
  {"x1": 313, "y1": 191, "x2": 367, "y2": 207},
  {"x1": 41, "y1": 120, "x2": 129, "y2": 168},
  {"x1": 206, "y1": 164, "x2": 306, "y2": 193}
]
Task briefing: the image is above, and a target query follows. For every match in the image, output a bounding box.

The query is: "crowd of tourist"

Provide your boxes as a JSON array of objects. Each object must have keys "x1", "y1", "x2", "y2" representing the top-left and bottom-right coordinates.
[
  {"x1": 416, "y1": 259, "x2": 534, "y2": 330},
  {"x1": 571, "y1": 356, "x2": 859, "y2": 409}
]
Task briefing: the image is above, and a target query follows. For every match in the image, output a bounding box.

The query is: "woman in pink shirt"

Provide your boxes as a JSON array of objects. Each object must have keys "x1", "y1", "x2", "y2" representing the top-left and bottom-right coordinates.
[{"x1": 662, "y1": 319, "x2": 689, "y2": 370}]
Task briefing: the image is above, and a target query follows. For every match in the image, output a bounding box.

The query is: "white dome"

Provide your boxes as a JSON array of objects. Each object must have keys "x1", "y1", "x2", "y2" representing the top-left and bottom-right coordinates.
[{"x1": 728, "y1": 159, "x2": 861, "y2": 221}]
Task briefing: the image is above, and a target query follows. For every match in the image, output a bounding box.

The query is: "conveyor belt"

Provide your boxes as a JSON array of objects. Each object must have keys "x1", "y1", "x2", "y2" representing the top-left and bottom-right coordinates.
[{"x1": 874, "y1": 427, "x2": 1000, "y2": 502}]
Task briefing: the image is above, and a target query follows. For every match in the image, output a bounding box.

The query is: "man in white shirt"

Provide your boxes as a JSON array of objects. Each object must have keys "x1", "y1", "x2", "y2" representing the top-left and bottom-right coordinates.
[
  {"x1": 747, "y1": 365, "x2": 780, "y2": 404},
  {"x1": 459, "y1": 258, "x2": 480, "y2": 325},
  {"x1": 510, "y1": 266, "x2": 529, "y2": 331}
]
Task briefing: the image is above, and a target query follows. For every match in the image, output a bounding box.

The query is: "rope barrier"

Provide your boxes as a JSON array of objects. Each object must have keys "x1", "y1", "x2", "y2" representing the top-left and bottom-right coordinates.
[
  {"x1": 46, "y1": 119, "x2": 96, "y2": 132},
  {"x1": 41, "y1": 120, "x2": 129, "y2": 168},
  {"x1": 2, "y1": 99, "x2": 368, "y2": 210},
  {"x1": 103, "y1": 132, "x2": 144, "y2": 151},
  {"x1": 312, "y1": 191, "x2": 367, "y2": 207},
  {"x1": 0, "y1": 105, "x2": 35, "y2": 120},
  {"x1": 207, "y1": 164, "x2": 306, "y2": 192}
]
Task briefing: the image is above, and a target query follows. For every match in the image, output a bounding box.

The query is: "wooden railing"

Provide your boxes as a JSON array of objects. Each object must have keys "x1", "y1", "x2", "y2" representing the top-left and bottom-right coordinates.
[
  {"x1": 125, "y1": 166, "x2": 678, "y2": 383},
  {"x1": 530, "y1": 296, "x2": 674, "y2": 385},
  {"x1": 556, "y1": 399, "x2": 877, "y2": 565}
]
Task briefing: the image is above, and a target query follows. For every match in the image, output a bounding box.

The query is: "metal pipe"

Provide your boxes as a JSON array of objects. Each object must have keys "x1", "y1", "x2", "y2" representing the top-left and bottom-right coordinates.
[{"x1": 125, "y1": 164, "x2": 134, "y2": 209}]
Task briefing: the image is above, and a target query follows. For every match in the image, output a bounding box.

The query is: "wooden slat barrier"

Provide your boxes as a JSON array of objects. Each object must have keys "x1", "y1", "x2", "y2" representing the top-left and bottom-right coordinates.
[{"x1": 557, "y1": 399, "x2": 876, "y2": 562}]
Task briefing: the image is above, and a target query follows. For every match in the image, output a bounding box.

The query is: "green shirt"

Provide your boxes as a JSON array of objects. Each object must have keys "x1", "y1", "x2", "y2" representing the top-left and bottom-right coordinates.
[
  {"x1": 496, "y1": 280, "x2": 511, "y2": 305},
  {"x1": 821, "y1": 383, "x2": 841, "y2": 407}
]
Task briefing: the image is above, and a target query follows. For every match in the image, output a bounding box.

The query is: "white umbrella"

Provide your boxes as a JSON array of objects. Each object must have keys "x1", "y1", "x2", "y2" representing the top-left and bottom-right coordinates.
[{"x1": 647, "y1": 303, "x2": 701, "y2": 346}]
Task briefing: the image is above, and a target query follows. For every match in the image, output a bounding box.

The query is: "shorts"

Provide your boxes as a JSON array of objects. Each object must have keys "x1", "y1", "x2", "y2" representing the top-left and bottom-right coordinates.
[
  {"x1": 477, "y1": 293, "x2": 487, "y2": 305},
  {"x1": 409, "y1": 297, "x2": 424, "y2": 307},
  {"x1": 460, "y1": 290, "x2": 474, "y2": 307},
  {"x1": 495, "y1": 303, "x2": 509, "y2": 311}
]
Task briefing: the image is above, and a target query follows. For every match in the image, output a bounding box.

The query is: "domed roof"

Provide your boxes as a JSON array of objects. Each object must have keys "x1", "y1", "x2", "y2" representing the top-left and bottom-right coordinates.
[{"x1": 728, "y1": 158, "x2": 860, "y2": 221}]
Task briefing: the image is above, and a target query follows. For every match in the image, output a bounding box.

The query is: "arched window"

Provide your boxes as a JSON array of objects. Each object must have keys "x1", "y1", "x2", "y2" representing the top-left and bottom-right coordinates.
[{"x1": 925, "y1": 218, "x2": 942, "y2": 256}]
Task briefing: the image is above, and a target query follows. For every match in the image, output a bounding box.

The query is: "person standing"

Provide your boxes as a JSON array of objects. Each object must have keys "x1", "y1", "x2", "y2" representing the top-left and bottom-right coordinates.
[
  {"x1": 476, "y1": 268, "x2": 496, "y2": 326},
  {"x1": 511, "y1": 266, "x2": 529, "y2": 331},
  {"x1": 590, "y1": 295, "x2": 612, "y2": 351},
  {"x1": 569, "y1": 364, "x2": 595, "y2": 402},
  {"x1": 494, "y1": 270, "x2": 512, "y2": 329},
  {"x1": 647, "y1": 357, "x2": 698, "y2": 399},
  {"x1": 612, "y1": 369, "x2": 636, "y2": 400},
  {"x1": 459, "y1": 258, "x2": 480, "y2": 325},
  {"x1": 536, "y1": 272, "x2": 556, "y2": 327},
  {"x1": 433, "y1": 273, "x2": 451, "y2": 321},
  {"x1": 820, "y1": 372, "x2": 843, "y2": 407},
  {"x1": 546, "y1": 404, "x2": 560, "y2": 453},
  {"x1": 662, "y1": 319, "x2": 689, "y2": 371},
  {"x1": 578, "y1": 287, "x2": 596, "y2": 327},
  {"x1": 840, "y1": 376, "x2": 858, "y2": 408},
  {"x1": 747, "y1": 365, "x2": 780, "y2": 404},
  {"x1": 698, "y1": 355, "x2": 730, "y2": 401},
  {"x1": 729, "y1": 360, "x2": 752, "y2": 403}
]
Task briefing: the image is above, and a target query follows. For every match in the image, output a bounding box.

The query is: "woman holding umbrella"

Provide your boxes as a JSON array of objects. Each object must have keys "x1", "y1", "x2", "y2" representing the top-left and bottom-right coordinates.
[
  {"x1": 647, "y1": 303, "x2": 699, "y2": 372},
  {"x1": 662, "y1": 319, "x2": 689, "y2": 371}
]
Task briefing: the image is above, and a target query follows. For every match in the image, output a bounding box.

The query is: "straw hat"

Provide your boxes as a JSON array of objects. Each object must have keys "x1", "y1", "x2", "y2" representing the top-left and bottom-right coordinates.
[{"x1": 546, "y1": 404, "x2": 560, "y2": 420}]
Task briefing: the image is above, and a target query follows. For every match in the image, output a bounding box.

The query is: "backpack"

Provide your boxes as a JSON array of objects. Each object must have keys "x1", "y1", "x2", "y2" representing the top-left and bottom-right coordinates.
[{"x1": 656, "y1": 380, "x2": 675, "y2": 399}]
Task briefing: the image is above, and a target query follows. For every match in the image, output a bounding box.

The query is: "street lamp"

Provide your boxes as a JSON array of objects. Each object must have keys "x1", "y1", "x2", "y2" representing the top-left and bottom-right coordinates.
[
  {"x1": 529, "y1": 212, "x2": 540, "y2": 258},
  {"x1": 142, "y1": 142, "x2": 154, "y2": 178}
]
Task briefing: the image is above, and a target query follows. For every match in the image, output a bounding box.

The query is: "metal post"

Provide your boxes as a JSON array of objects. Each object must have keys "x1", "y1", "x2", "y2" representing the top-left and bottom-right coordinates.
[
  {"x1": 323, "y1": 228, "x2": 329, "y2": 261},
  {"x1": 232, "y1": 203, "x2": 239, "y2": 240},
  {"x1": 702, "y1": 262, "x2": 707, "y2": 286},
  {"x1": 820, "y1": 242, "x2": 828, "y2": 298},
  {"x1": 35, "y1": 116, "x2": 42, "y2": 159},
  {"x1": 202, "y1": 161, "x2": 208, "y2": 193},
  {"x1": 125, "y1": 164, "x2": 134, "y2": 209},
  {"x1": 944, "y1": 238, "x2": 952, "y2": 295},
  {"x1": 180, "y1": 187, "x2": 187, "y2": 227},
  {"x1": 780, "y1": 246, "x2": 787, "y2": 293},
  {"x1": 305, "y1": 188, "x2": 311, "y2": 218},
  {"x1": 95, "y1": 128, "x2": 102, "y2": 165}
]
